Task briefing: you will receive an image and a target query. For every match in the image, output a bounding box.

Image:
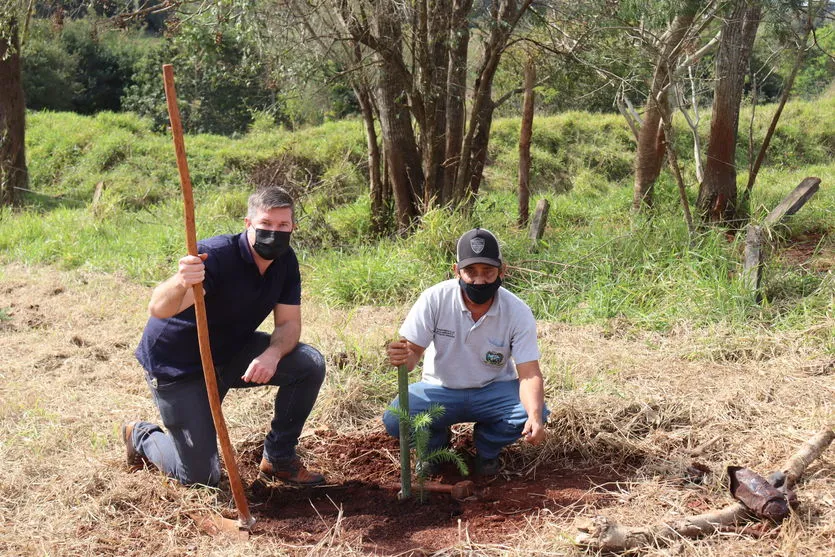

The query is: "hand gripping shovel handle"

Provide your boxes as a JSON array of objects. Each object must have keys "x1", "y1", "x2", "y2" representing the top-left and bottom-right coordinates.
[
  {"x1": 162, "y1": 64, "x2": 254, "y2": 529},
  {"x1": 397, "y1": 363, "x2": 411, "y2": 499}
]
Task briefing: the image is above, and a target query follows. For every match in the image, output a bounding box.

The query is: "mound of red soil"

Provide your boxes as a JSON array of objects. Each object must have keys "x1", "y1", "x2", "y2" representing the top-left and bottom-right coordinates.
[{"x1": 237, "y1": 431, "x2": 621, "y2": 554}]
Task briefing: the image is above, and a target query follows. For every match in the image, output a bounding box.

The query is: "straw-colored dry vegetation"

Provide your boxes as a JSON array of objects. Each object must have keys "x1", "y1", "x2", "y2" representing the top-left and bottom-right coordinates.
[{"x1": 1, "y1": 262, "x2": 832, "y2": 556}]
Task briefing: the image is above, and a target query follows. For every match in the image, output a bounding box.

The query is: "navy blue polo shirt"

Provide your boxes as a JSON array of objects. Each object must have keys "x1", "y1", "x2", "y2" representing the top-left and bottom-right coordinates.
[{"x1": 135, "y1": 232, "x2": 302, "y2": 381}]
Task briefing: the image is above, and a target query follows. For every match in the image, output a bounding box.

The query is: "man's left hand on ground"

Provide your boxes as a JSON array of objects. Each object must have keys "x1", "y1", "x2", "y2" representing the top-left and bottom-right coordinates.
[
  {"x1": 522, "y1": 419, "x2": 546, "y2": 445},
  {"x1": 242, "y1": 352, "x2": 280, "y2": 384}
]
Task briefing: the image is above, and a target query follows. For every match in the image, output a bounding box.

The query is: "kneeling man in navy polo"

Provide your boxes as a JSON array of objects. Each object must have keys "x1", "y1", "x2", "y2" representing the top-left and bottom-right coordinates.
[{"x1": 123, "y1": 185, "x2": 326, "y2": 486}]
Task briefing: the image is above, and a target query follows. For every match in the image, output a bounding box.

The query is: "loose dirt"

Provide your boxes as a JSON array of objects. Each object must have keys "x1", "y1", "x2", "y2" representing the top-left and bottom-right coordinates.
[{"x1": 233, "y1": 431, "x2": 620, "y2": 554}]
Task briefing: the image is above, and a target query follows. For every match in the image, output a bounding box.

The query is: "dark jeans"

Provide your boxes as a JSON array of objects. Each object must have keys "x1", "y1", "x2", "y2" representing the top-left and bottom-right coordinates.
[{"x1": 132, "y1": 332, "x2": 326, "y2": 486}]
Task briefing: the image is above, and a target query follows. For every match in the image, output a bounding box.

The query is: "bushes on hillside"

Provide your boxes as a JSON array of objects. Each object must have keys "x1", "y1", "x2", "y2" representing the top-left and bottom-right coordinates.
[
  {"x1": 122, "y1": 18, "x2": 274, "y2": 135},
  {"x1": 22, "y1": 18, "x2": 150, "y2": 114}
]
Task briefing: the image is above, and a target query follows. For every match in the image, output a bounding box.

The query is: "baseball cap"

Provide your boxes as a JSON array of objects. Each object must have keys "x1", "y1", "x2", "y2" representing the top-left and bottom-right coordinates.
[{"x1": 456, "y1": 228, "x2": 502, "y2": 268}]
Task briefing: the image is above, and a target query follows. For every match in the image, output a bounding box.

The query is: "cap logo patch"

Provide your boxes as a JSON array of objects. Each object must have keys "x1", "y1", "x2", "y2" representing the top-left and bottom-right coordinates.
[{"x1": 470, "y1": 237, "x2": 485, "y2": 254}]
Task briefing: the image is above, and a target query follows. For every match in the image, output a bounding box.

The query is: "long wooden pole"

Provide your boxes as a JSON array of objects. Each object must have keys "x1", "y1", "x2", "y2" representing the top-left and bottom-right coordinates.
[{"x1": 162, "y1": 64, "x2": 254, "y2": 529}]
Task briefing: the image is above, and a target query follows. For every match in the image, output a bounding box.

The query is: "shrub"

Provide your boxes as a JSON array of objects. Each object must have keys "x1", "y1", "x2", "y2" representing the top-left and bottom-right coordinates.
[
  {"x1": 122, "y1": 18, "x2": 272, "y2": 135},
  {"x1": 22, "y1": 18, "x2": 151, "y2": 114}
]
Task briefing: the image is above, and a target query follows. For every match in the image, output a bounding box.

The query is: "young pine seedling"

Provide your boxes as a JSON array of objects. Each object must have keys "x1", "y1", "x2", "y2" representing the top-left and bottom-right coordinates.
[{"x1": 388, "y1": 403, "x2": 469, "y2": 502}]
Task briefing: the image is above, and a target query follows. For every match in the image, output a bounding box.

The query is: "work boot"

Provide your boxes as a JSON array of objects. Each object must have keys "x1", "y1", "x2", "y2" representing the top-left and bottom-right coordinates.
[
  {"x1": 259, "y1": 456, "x2": 325, "y2": 486},
  {"x1": 474, "y1": 454, "x2": 502, "y2": 476},
  {"x1": 120, "y1": 421, "x2": 147, "y2": 469}
]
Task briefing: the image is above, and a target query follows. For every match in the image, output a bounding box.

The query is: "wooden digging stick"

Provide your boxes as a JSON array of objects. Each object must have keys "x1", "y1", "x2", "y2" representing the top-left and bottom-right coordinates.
[
  {"x1": 162, "y1": 64, "x2": 255, "y2": 530},
  {"x1": 397, "y1": 363, "x2": 411, "y2": 499}
]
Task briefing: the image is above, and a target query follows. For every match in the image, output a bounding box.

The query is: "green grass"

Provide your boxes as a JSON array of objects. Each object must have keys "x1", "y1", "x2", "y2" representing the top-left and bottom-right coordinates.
[{"x1": 4, "y1": 96, "x2": 833, "y2": 337}]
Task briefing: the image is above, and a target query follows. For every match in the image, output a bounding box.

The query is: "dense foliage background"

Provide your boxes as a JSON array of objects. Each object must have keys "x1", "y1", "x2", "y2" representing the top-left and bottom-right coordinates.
[{"x1": 20, "y1": 5, "x2": 835, "y2": 134}]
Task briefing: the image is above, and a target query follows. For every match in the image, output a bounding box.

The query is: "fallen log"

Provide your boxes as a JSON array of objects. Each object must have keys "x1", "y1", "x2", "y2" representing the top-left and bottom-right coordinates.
[{"x1": 574, "y1": 426, "x2": 834, "y2": 552}]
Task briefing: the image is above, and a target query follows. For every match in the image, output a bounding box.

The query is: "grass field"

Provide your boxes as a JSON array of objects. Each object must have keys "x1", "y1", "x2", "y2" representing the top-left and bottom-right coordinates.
[{"x1": 0, "y1": 97, "x2": 833, "y2": 555}]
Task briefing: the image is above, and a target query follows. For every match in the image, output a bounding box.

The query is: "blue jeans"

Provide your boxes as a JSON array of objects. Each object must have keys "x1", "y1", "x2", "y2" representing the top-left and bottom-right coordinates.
[
  {"x1": 131, "y1": 333, "x2": 326, "y2": 486},
  {"x1": 382, "y1": 380, "x2": 550, "y2": 460}
]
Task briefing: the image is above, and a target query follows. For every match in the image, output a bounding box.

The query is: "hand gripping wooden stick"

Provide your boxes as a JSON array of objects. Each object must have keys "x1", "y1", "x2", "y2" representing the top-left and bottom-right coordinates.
[{"x1": 162, "y1": 64, "x2": 255, "y2": 530}]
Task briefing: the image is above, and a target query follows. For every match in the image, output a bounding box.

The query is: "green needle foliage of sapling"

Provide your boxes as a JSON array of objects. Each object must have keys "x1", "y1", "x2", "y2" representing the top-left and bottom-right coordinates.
[{"x1": 388, "y1": 403, "x2": 469, "y2": 502}]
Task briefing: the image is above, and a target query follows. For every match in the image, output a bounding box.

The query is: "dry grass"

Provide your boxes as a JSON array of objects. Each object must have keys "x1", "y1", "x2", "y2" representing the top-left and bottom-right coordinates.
[{"x1": 0, "y1": 262, "x2": 832, "y2": 556}]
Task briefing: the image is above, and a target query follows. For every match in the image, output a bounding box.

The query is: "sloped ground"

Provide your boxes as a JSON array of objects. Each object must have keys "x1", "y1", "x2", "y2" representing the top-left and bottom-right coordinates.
[{"x1": 0, "y1": 262, "x2": 832, "y2": 556}]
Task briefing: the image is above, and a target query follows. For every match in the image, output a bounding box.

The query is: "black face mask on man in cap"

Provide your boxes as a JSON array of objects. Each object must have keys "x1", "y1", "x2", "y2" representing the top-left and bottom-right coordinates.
[{"x1": 459, "y1": 277, "x2": 502, "y2": 305}]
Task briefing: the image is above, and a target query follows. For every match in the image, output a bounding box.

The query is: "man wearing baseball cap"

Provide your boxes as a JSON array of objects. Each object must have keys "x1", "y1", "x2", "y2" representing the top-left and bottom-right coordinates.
[{"x1": 385, "y1": 228, "x2": 548, "y2": 476}]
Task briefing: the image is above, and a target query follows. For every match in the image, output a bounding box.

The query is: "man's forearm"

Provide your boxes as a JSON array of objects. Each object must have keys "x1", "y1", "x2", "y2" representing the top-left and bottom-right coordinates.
[
  {"x1": 267, "y1": 321, "x2": 301, "y2": 359},
  {"x1": 519, "y1": 376, "x2": 545, "y2": 423},
  {"x1": 148, "y1": 275, "x2": 189, "y2": 318}
]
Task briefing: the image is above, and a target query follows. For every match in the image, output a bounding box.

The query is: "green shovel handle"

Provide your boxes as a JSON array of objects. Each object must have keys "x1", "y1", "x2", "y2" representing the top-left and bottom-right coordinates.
[{"x1": 397, "y1": 363, "x2": 411, "y2": 499}]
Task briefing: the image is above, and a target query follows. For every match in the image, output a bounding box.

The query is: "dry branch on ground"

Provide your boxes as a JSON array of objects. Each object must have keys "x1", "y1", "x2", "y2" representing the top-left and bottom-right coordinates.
[{"x1": 574, "y1": 427, "x2": 835, "y2": 552}]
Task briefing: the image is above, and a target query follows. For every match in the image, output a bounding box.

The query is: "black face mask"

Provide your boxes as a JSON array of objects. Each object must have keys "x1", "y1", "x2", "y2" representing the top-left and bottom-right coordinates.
[
  {"x1": 459, "y1": 277, "x2": 502, "y2": 305},
  {"x1": 252, "y1": 229, "x2": 291, "y2": 260}
]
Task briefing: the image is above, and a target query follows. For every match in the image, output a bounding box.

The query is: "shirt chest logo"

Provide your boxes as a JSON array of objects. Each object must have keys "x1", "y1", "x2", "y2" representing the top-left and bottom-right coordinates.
[
  {"x1": 485, "y1": 351, "x2": 505, "y2": 366},
  {"x1": 435, "y1": 328, "x2": 455, "y2": 339}
]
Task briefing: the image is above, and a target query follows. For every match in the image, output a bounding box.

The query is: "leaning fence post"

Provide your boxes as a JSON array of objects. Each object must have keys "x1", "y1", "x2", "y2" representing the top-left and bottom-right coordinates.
[
  {"x1": 743, "y1": 224, "x2": 764, "y2": 301},
  {"x1": 528, "y1": 198, "x2": 550, "y2": 243},
  {"x1": 742, "y1": 176, "x2": 821, "y2": 303}
]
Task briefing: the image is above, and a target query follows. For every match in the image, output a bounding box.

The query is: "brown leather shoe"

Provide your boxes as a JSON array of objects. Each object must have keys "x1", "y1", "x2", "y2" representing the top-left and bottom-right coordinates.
[
  {"x1": 121, "y1": 421, "x2": 146, "y2": 469},
  {"x1": 259, "y1": 456, "x2": 325, "y2": 485}
]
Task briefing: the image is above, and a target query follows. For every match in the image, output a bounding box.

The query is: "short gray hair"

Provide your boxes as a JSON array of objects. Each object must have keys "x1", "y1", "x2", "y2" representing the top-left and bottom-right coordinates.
[{"x1": 247, "y1": 186, "x2": 295, "y2": 220}]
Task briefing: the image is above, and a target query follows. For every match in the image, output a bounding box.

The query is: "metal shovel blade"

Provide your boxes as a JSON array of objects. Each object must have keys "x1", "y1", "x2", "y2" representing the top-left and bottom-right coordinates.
[
  {"x1": 728, "y1": 466, "x2": 790, "y2": 522},
  {"x1": 188, "y1": 511, "x2": 251, "y2": 540}
]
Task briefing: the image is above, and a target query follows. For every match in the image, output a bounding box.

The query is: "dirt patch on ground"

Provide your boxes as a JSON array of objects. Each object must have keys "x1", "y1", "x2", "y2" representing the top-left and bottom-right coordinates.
[
  {"x1": 232, "y1": 431, "x2": 620, "y2": 554},
  {"x1": 780, "y1": 231, "x2": 833, "y2": 272}
]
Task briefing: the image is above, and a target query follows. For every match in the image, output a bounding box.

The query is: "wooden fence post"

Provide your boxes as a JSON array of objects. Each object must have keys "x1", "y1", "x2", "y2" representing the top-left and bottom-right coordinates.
[
  {"x1": 528, "y1": 198, "x2": 550, "y2": 243},
  {"x1": 743, "y1": 176, "x2": 821, "y2": 302},
  {"x1": 743, "y1": 224, "x2": 764, "y2": 300}
]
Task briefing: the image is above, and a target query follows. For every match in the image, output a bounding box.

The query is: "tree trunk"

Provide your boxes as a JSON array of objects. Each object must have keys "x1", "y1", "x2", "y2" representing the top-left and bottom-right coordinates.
[
  {"x1": 518, "y1": 55, "x2": 535, "y2": 227},
  {"x1": 633, "y1": 105, "x2": 666, "y2": 210},
  {"x1": 370, "y1": 4, "x2": 424, "y2": 233},
  {"x1": 0, "y1": 14, "x2": 27, "y2": 206},
  {"x1": 455, "y1": 0, "x2": 532, "y2": 203},
  {"x1": 376, "y1": 58, "x2": 423, "y2": 233},
  {"x1": 355, "y1": 86, "x2": 385, "y2": 234},
  {"x1": 466, "y1": 97, "x2": 495, "y2": 198},
  {"x1": 697, "y1": 1, "x2": 761, "y2": 224},
  {"x1": 633, "y1": 8, "x2": 699, "y2": 211},
  {"x1": 441, "y1": 0, "x2": 472, "y2": 205},
  {"x1": 416, "y1": 0, "x2": 451, "y2": 209}
]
